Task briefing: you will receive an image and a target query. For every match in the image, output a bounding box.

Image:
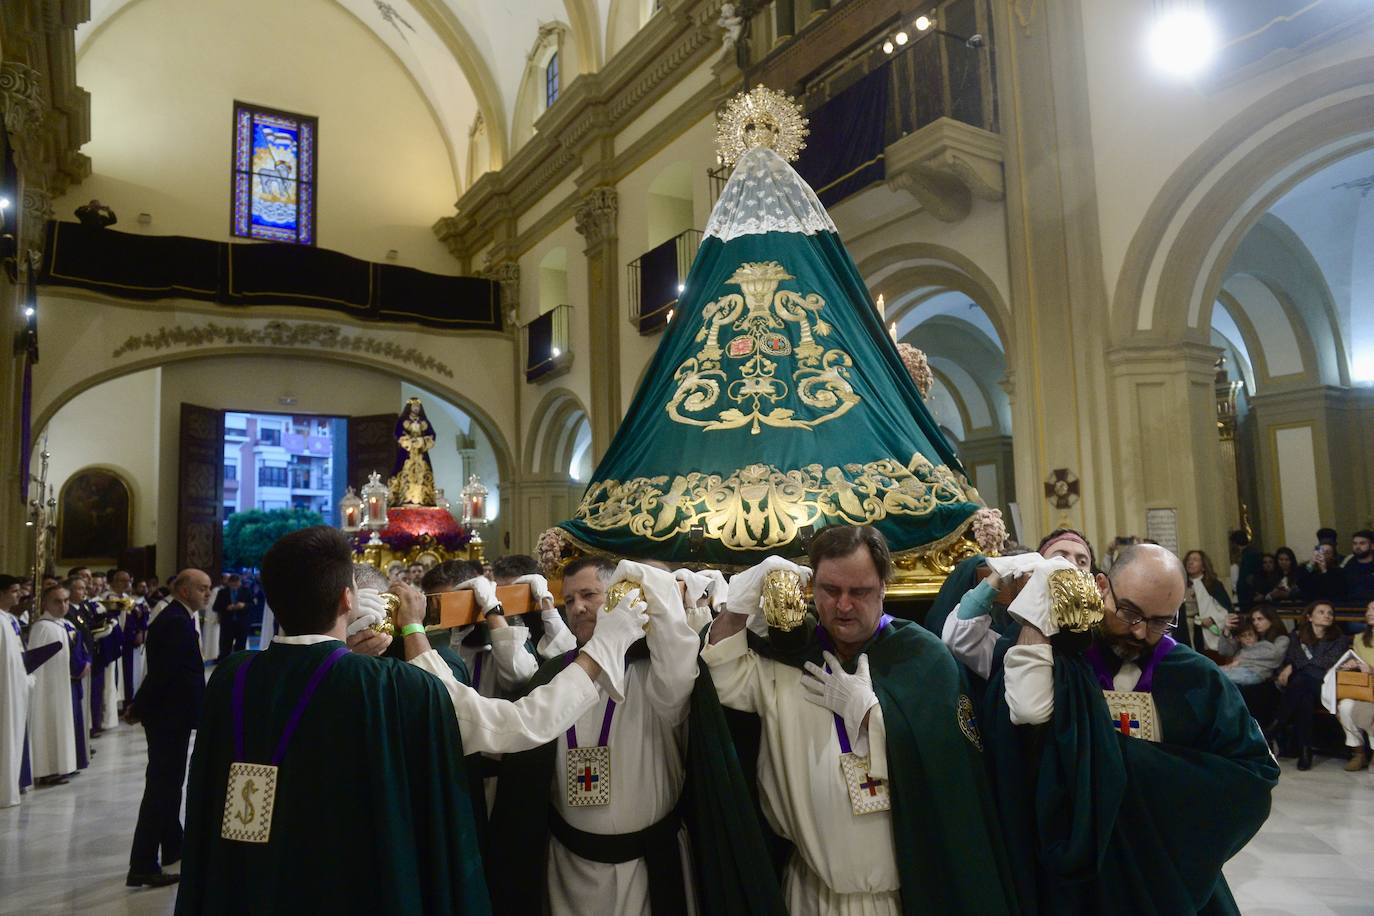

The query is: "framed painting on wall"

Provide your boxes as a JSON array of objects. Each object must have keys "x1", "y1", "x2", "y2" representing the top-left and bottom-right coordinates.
[{"x1": 57, "y1": 467, "x2": 132, "y2": 563}]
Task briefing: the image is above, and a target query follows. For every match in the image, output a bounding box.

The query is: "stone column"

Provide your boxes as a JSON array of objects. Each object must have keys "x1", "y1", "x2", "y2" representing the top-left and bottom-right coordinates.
[
  {"x1": 1106, "y1": 342, "x2": 1229, "y2": 560},
  {"x1": 574, "y1": 186, "x2": 620, "y2": 460},
  {"x1": 1248, "y1": 384, "x2": 1369, "y2": 550},
  {"x1": 958, "y1": 432, "x2": 1015, "y2": 520},
  {"x1": 992, "y1": 0, "x2": 1122, "y2": 550},
  {"x1": 0, "y1": 62, "x2": 47, "y2": 571}
]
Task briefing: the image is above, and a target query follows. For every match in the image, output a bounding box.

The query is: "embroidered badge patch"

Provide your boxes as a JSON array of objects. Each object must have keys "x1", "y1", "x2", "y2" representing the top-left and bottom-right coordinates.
[
  {"x1": 727, "y1": 335, "x2": 756, "y2": 358},
  {"x1": 957, "y1": 694, "x2": 982, "y2": 750},
  {"x1": 221, "y1": 762, "x2": 278, "y2": 843},
  {"x1": 839, "y1": 751, "x2": 891, "y2": 816},
  {"x1": 566, "y1": 745, "x2": 612, "y2": 807},
  {"x1": 1102, "y1": 689, "x2": 1162, "y2": 742}
]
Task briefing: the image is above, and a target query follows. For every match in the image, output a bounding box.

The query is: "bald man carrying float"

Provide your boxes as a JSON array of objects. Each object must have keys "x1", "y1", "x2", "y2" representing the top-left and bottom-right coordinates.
[
  {"x1": 126, "y1": 568, "x2": 213, "y2": 888},
  {"x1": 985, "y1": 544, "x2": 1277, "y2": 914}
]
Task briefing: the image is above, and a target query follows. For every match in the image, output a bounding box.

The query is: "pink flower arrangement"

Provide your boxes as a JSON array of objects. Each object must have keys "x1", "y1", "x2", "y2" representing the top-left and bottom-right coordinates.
[
  {"x1": 971, "y1": 507, "x2": 1007, "y2": 555},
  {"x1": 537, "y1": 527, "x2": 574, "y2": 576},
  {"x1": 897, "y1": 342, "x2": 933, "y2": 399}
]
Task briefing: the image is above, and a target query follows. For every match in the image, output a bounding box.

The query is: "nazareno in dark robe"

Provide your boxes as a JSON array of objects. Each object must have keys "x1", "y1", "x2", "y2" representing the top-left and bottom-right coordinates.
[
  {"x1": 176, "y1": 640, "x2": 490, "y2": 914},
  {"x1": 984, "y1": 637, "x2": 1278, "y2": 915}
]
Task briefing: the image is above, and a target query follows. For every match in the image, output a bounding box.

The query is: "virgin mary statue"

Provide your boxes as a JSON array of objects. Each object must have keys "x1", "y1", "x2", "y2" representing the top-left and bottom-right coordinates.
[{"x1": 388, "y1": 397, "x2": 438, "y2": 506}]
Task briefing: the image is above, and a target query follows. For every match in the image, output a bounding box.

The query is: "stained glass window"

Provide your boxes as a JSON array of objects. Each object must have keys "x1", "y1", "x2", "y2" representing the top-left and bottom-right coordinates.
[
  {"x1": 232, "y1": 102, "x2": 317, "y2": 245},
  {"x1": 545, "y1": 52, "x2": 560, "y2": 108}
]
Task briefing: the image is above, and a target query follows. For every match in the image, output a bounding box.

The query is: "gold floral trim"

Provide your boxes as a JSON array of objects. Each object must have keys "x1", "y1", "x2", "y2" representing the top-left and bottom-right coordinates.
[{"x1": 572, "y1": 453, "x2": 973, "y2": 552}]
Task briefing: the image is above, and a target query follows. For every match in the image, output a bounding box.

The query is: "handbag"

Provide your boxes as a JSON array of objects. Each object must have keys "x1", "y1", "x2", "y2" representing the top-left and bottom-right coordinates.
[{"x1": 1336, "y1": 670, "x2": 1374, "y2": 703}]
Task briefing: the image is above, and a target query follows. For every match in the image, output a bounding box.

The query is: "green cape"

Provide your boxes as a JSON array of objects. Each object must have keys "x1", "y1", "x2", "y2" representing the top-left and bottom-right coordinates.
[
  {"x1": 560, "y1": 147, "x2": 979, "y2": 566},
  {"x1": 747, "y1": 615, "x2": 1020, "y2": 915},
  {"x1": 176, "y1": 641, "x2": 490, "y2": 914},
  {"x1": 984, "y1": 640, "x2": 1278, "y2": 914},
  {"x1": 486, "y1": 642, "x2": 787, "y2": 916}
]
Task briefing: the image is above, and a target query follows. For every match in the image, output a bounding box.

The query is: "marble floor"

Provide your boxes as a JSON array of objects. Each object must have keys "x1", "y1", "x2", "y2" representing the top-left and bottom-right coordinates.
[{"x1": 1, "y1": 724, "x2": 1371, "y2": 914}]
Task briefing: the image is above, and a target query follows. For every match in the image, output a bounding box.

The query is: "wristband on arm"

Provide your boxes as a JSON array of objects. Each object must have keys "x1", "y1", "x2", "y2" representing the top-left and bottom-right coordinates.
[{"x1": 400, "y1": 623, "x2": 426, "y2": 637}]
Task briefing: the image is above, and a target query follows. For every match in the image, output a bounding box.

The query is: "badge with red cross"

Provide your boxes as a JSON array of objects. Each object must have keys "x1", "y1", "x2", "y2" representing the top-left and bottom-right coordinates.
[{"x1": 565, "y1": 745, "x2": 612, "y2": 807}]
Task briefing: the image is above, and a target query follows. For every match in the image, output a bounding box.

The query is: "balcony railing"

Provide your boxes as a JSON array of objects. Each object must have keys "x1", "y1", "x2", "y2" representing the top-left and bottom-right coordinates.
[
  {"x1": 734, "y1": 0, "x2": 997, "y2": 209},
  {"x1": 524, "y1": 304, "x2": 573, "y2": 383},
  {"x1": 627, "y1": 229, "x2": 702, "y2": 336}
]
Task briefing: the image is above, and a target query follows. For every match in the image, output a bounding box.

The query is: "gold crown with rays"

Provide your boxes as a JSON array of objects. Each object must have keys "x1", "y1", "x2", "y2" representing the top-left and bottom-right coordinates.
[{"x1": 715, "y1": 84, "x2": 810, "y2": 167}]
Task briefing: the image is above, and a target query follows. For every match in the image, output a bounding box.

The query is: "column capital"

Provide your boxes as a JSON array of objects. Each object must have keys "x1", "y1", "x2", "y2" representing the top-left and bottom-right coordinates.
[
  {"x1": 0, "y1": 61, "x2": 45, "y2": 143},
  {"x1": 574, "y1": 186, "x2": 618, "y2": 250},
  {"x1": 480, "y1": 258, "x2": 521, "y2": 330}
]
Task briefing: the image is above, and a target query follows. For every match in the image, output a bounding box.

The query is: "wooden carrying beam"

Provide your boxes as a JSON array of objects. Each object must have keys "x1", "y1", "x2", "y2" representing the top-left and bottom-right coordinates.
[{"x1": 424, "y1": 584, "x2": 539, "y2": 629}]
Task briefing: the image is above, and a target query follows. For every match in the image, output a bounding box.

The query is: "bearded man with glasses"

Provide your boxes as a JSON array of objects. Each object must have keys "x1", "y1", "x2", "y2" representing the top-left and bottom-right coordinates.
[{"x1": 983, "y1": 543, "x2": 1278, "y2": 915}]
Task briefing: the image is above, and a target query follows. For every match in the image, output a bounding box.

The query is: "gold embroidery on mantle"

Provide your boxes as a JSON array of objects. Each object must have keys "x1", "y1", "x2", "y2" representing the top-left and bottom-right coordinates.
[
  {"x1": 573, "y1": 453, "x2": 971, "y2": 551},
  {"x1": 665, "y1": 261, "x2": 860, "y2": 435}
]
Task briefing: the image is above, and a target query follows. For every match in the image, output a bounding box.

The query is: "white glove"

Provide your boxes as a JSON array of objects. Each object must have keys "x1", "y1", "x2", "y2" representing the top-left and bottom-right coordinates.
[
  {"x1": 999, "y1": 556, "x2": 1078, "y2": 636},
  {"x1": 513, "y1": 573, "x2": 553, "y2": 605},
  {"x1": 726, "y1": 556, "x2": 812, "y2": 617},
  {"x1": 700, "y1": 569, "x2": 729, "y2": 612},
  {"x1": 457, "y1": 575, "x2": 500, "y2": 613},
  {"x1": 674, "y1": 569, "x2": 712, "y2": 609},
  {"x1": 347, "y1": 587, "x2": 388, "y2": 637},
  {"x1": 801, "y1": 651, "x2": 879, "y2": 741},
  {"x1": 580, "y1": 587, "x2": 649, "y2": 702},
  {"x1": 611, "y1": 560, "x2": 682, "y2": 619}
]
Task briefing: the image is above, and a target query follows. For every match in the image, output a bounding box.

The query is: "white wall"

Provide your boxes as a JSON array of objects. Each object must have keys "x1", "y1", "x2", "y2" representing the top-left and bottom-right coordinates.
[
  {"x1": 60, "y1": 0, "x2": 459, "y2": 272},
  {"x1": 40, "y1": 368, "x2": 162, "y2": 555}
]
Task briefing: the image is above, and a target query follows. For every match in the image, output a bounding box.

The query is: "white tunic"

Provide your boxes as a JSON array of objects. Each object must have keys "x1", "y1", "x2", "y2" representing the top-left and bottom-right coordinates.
[
  {"x1": 451, "y1": 626, "x2": 541, "y2": 698},
  {"x1": 200, "y1": 593, "x2": 220, "y2": 660},
  {"x1": 546, "y1": 607, "x2": 700, "y2": 916},
  {"x1": 702, "y1": 629, "x2": 900, "y2": 916},
  {"x1": 0, "y1": 610, "x2": 31, "y2": 807},
  {"x1": 26, "y1": 616, "x2": 75, "y2": 779},
  {"x1": 409, "y1": 648, "x2": 601, "y2": 755}
]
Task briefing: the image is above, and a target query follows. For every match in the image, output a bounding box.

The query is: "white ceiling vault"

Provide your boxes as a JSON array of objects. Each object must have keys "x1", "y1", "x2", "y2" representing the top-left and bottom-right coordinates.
[{"x1": 76, "y1": 0, "x2": 630, "y2": 190}]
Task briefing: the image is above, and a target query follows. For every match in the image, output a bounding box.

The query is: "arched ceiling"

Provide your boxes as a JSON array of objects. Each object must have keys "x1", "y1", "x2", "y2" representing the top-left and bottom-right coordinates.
[
  {"x1": 77, "y1": 0, "x2": 623, "y2": 183},
  {"x1": 1266, "y1": 147, "x2": 1374, "y2": 382}
]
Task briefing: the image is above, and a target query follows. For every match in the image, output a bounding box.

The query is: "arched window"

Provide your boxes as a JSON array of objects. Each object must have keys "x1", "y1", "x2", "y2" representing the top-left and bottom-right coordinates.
[{"x1": 545, "y1": 52, "x2": 560, "y2": 108}]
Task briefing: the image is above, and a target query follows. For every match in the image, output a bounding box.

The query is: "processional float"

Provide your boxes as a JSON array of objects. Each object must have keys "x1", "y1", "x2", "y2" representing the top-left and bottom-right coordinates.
[{"x1": 540, "y1": 85, "x2": 1001, "y2": 604}]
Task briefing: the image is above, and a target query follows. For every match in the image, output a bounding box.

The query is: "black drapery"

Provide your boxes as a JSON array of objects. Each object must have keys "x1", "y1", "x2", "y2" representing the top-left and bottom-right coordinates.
[
  {"x1": 794, "y1": 65, "x2": 890, "y2": 207},
  {"x1": 39, "y1": 221, "x2": 501, "y2": 331},
  {"x1": 637, "y1": 235, "x2": 680, "y2": 332}
]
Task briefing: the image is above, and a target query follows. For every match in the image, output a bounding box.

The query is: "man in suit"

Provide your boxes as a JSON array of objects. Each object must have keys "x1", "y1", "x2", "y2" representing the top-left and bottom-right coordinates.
[
  {"x1": 126, "y1": 568, "x2": 211, "y2": 888},
  {"x1": 213, "y1": 574, "x2": 250, "y2": 662}
]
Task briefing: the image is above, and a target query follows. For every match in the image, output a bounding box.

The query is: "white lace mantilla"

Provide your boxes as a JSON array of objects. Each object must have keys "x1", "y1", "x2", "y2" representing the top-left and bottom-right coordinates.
[{"x1": 704, "y1": 146, "x2": 837, "y2": 242}]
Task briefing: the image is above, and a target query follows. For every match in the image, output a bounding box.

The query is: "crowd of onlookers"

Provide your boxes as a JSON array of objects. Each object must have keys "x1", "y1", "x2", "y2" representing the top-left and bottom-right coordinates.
[{"x1": 1146, "y1": 527, "x2": 1374, "y2": 773}]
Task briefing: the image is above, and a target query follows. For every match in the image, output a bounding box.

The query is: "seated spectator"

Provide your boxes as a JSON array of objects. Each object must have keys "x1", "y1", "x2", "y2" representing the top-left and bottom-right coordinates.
[
  {"x1": 1247, "y1": 554, "x2": 1279, "y2": 602},
  {"x1": 1299, "y1": 544, "x2": 1345, "y2": 602},
  {"x1": 1336, "y1": 599, "x2": 1374, "y2": 772},
  {"x1": 1317, "y1": 527, "x2": 1343, "y2": 565},
  {"x1": 1342, "y1": 530, "x2": 1374, "y2": 607},
  {"x1": 1271, "y1": 600, "x2": 1351, "y2": 770},
  {"x1": 1218, "y1": 605, "x2": 1289, "y2": 686},
  {"x1": 1264, "y1": 547, "x2": 1302, "y2": 603}
]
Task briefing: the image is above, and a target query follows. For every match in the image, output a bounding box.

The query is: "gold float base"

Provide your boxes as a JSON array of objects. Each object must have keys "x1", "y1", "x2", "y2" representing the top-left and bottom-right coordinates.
[{"x1": 356, "y1": 535, "x2": 485, "y2": 574}]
